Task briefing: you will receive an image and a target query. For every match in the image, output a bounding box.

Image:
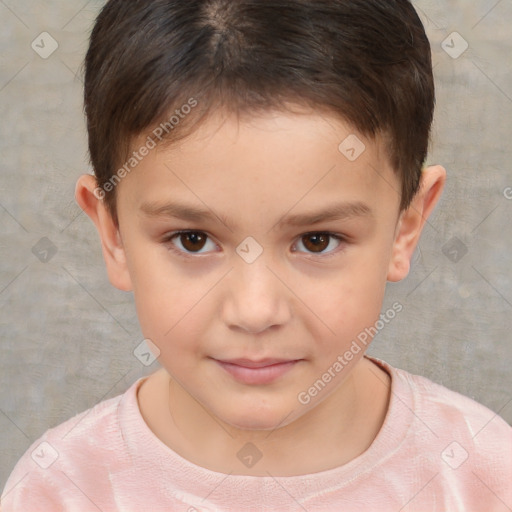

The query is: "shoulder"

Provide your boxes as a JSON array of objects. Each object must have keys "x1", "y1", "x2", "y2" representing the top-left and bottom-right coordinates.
[
  {"x1": 393, "y1": 362, "x2": 512, "y2": 441},
  {"x1": 373, "y1": 357, "x2": 512, "y2": 507},
  {"x1": 1, "y1": 379, "x2": 143, "y2": 511}
]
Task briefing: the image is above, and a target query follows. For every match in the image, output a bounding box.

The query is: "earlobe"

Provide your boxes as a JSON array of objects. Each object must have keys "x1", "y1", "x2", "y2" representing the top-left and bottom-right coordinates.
[
  {"x1": 387, "y1": 165, "x2": 446, "y2": 282},
  {"x1": 75, "y1": 174, "x2": 133, "y2": 292}
]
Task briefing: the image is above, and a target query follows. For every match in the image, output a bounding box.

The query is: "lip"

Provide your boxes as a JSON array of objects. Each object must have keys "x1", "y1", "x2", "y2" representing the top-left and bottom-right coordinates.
[
  {"x1": 218, "y1": 358, "x2": 297, "y2": 368},
  {"x1": 213, "y1": 358, "x2": 301, "y2": 385}
]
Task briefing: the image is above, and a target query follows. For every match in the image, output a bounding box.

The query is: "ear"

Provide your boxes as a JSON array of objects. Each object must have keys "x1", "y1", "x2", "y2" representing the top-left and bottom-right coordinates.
[
  {"x1": 387, "y1": 165, "x2": 446, "y2": 282},
  {"x1": 75, "y1": 174, "x2": 133, "y2": 291}
]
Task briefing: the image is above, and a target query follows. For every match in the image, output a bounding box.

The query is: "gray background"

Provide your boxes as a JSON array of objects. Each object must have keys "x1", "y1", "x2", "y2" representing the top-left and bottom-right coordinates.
[{"x1": 1, "y1": 0, "x2": 511, "y2": 490}]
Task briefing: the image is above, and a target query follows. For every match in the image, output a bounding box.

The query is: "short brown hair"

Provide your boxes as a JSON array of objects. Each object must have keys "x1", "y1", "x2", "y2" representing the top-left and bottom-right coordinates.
[{"x1": 84, "y1": 0, "x2": 435, "y2": 221}]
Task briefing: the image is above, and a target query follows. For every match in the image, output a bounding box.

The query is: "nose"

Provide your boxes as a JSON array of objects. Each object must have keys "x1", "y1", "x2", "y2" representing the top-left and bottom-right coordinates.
[{"x1": 221, "y1": 258, "x2": 292, "y2": 334}]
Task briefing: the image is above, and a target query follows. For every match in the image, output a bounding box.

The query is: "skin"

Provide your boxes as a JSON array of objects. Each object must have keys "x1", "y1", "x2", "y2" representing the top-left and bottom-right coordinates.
[{"x1": 76, "y1": 108, "x2": 445, "y2": 477}]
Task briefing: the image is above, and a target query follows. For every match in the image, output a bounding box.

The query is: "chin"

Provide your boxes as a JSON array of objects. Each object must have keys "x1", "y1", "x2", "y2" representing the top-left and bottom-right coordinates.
[{"x1": 221, "y1": 405, "x2": 299, "y2": 432}]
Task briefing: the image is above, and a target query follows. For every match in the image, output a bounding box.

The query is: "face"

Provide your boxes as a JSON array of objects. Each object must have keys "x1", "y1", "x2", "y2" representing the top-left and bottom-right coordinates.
[{"x1": 112, "y1": 110, "x2": 404, "y2": 431}]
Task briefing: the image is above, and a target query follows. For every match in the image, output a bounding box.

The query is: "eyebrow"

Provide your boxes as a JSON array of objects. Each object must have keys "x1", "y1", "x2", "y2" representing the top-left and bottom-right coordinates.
[{"x1": 140, "y1": 200, "x2": 372, "y2": 231}]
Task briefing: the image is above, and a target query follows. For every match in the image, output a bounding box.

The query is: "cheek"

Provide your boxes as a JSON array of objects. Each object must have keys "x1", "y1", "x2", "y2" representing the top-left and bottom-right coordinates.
[
  {"x1": 303, "y1": 258, "x2": 388, "y2": 350},
  {"x1": 326, "y1": 282, "x2": 385, "y2": 331},
  {"x1": 125, "y1": 245, "x2": 212, "y2": 344},
  {"x1": 133, "y1": 283, "x2": 211, "y2": 373}
]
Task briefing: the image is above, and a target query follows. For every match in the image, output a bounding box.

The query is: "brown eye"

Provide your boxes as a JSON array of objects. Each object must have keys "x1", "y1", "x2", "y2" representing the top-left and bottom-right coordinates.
[
  {"x1": 302, "y1": 234, "x2": 330, "y2": 253},
  {"x1": 165, "y1": 231, "x2": 216, "y2": 255},
  {"x1": 294, "y1": 232, "x2": 344, "y2": 256},
  {"x1": 179, "y1": 232, "x2": 207, "y2": 252}
]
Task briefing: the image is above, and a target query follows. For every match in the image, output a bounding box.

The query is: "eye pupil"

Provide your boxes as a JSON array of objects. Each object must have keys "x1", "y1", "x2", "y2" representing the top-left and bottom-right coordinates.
[
  {"x1": 303, "y1": 234, "x2": 329, "y2": 253},
  {"x1": 181, "y1": 232, "x2": 206, "y2": 252}
]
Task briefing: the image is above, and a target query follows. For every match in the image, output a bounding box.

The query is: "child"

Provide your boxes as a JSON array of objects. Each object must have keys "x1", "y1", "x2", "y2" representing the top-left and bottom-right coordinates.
[{"x1": 2, "y1": 0, "x2": 511, "y2": 510}]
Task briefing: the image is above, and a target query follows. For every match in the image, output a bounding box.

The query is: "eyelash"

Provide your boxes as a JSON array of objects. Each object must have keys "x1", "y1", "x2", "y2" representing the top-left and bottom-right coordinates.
[{"x1": 162, "y1": 230, "x2": 347, "y2": 259}]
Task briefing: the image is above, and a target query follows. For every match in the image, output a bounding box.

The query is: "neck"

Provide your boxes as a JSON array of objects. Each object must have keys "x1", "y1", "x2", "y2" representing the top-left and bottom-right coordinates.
[{"x1": 138, "y1": 357, "x2": 391, "y2": 476}]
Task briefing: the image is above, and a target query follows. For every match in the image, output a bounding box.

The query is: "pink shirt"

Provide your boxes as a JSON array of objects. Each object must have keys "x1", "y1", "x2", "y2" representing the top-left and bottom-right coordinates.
[{"x1": 2, "y1": 357, "x2": 511, "y2": 511}]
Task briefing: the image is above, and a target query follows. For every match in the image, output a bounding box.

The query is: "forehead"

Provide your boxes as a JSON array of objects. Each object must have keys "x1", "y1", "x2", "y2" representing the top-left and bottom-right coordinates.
[{"x1": 120, "y1": 110, "x2": 400, "y2": 226}]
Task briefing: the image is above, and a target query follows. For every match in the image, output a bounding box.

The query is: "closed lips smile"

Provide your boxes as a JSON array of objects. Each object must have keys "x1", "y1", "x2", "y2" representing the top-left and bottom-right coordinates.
[
  {"x1": 219, "y1": 358, "x2": 297, "y2": 368},
  {"x1": 213, "y1": 358, "x2": 301, "y2": 385}
]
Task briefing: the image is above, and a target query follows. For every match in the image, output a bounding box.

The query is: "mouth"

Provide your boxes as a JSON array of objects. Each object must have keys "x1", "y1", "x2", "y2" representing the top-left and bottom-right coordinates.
[{"x1": 212, "y1": 358, "x2": 302, "y2": 385}]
